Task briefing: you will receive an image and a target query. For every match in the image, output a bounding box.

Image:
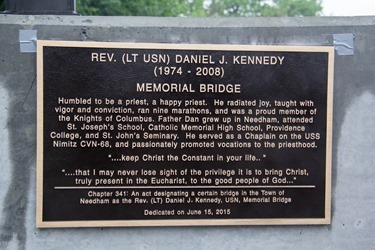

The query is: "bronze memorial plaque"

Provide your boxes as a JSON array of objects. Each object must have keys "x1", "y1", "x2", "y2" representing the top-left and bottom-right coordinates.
[{"x1": 37, "y1": 41, "x2": 334, "y2": 227}]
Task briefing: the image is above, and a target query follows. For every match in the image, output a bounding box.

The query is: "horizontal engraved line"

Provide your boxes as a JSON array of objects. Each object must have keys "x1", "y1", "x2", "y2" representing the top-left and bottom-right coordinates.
[{"x1": 54, "y1": 185, "x2": 315, "y2": 190}]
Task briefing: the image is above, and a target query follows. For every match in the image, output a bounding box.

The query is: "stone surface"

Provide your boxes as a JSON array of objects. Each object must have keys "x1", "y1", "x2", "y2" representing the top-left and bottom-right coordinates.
[{"x1": 0, "y1": 14, "x2": 374, "y2": 249}]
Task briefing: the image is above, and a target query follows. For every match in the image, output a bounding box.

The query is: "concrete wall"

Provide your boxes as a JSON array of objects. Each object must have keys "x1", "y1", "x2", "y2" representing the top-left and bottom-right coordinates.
[{"x1": 0, "y1": 15, "x2": 374, "y2": 249}]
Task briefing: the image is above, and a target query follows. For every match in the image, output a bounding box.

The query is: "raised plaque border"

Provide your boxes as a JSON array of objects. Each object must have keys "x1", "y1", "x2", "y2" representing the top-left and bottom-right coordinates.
[{"x1": 36, "y1": 41, "x2": 334, "y2": 227}]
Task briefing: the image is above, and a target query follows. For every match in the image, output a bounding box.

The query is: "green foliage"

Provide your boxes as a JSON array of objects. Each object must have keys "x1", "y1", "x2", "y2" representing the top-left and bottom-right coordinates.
[
  {"x1": 0, "y1": 0, "x2": 322, "y2": 17},
  {"x1": 76, "y1": 0, "x2": 192, "y2": 16},
  {"x1": 205, "y1": 0, "x2": 262, "y2": 17},
  {"x1": 77, "y1": 0, "x2": 125, "y2": 16},
  {"x1": 76, "y1": 0, "x2": 322, "y2": 17},
  {"x1": 261, "y1": 0, "x2": 323, "y2": 17},
  {"x1": 204, "y1": 0, "x2": 322, "y2": 17}
]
